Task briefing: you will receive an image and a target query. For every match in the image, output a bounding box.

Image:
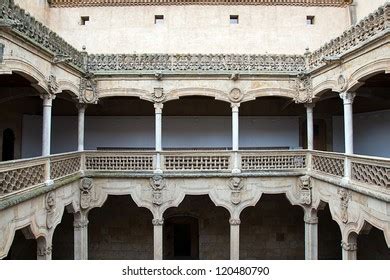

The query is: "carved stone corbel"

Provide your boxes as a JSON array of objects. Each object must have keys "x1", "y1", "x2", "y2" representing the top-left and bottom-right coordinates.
[
  {"x1": 47, "y1": 74, "x2": 59, "y2": 95},
  {"x1": 79, "y1": 73, "x2": 98, "y2": 104},
  {"x1": 297, "y1": 175, "x2": 312, "y2": 205},
  {"x1": 150, "y1": 175, "x2": 166, "y2": 206},
  {"x1": 229, "y1": 177, "x2": 244, "y2": 205},
  {"x1": 338, "y1": 188, "x2": 351, "y2": 224},
  {"x1": 80, "y1": 177, "x2": 94, "y2": 210},
  {"x1": 293, "y1": 74, "x2": 313, "y2": 103},
  {"x1": 45, "y1": 191, "x2": 57, "y2": 229}
]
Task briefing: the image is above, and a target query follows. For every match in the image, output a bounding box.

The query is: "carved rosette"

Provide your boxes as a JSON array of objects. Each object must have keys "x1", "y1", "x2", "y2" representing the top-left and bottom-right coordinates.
[
  {"x1": 294, "y1": 75, "x2": 313, "y2": 103},
  {"x1": 297, "y1": 175, "x2": 312, "y2": 205},
  {"x1": 79, "y1": 75, "x2": 98, "y2": 104},
  {"x1": 45, "y1": 191, "x2": 56, "y2": 229},
  {"x1": 80, "y1": 177, "x2": 93, "y2": 210},
  {"x1": 338, "y1": 188, "x2": 351, "y2": 224},
  {"x1": 152, "y1": 88, "x2": 165, "y2": 103},
  {"x1": 229, "y1": 177, "x2": 244, "y2": 205},
  {"x1": 150, "y1": 175, "x2": 166, "y2": 205},
  {"x1": 229, "y1": 88, "x2": 244, "y2": 103}
]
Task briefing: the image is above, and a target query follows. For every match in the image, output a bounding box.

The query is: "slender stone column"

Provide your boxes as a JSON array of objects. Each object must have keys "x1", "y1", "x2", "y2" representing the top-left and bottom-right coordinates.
[
  {"x1": 341, "y1": 240, "x2": 357, "y2": 260},
  {"x1": 305, "y1": 103, "x2": 315, "y2": 150},
  {"x1": 339, "y1": 92, "x2": 356, "y2": 155},
  {"x1": 153, "y1": 218, "x2": 164, "y2": 260},
  {"x1": 231, "y1": 103, "x2": 241, "y2": 173},
  {"x1": 74, "y1": 212, "x2": 88, "y2": 260},
  {"x1": 154, "y1": 103, "x2": 163, "y2": 173},
  {"x1": 37, "y1": 236, "x2": 52, "y2": 260},
  {"x1": 230, "y1": 218, "x2": 240, "y2": 260},
  {"x1": 77, "y1": 104, "x2": 86, "y2": 151},
  {"x1": 41, "y1": 94, "x2": 55, "y2": 157},
  {"x1": 304, "y1": 211, "x2": 318, "y2": 260}
]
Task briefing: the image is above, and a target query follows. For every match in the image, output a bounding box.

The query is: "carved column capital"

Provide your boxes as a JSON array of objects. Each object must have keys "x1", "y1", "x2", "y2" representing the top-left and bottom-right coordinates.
[
  {"x1": 40, "y1": 93, "x2": 56, "y2": 106},
  {"x1": 231, "y1": 103, "x2": 240, "y2": 111},
  {"x1": 37, "y1": 245, "x2": 52, "y2": 257},
  {"x1": 304, "y1": 102, "x2": 315, "y2": 109},
  {"x1": 341, "y1": 241, "x2": 357, "y2": 251},
  {"x1": 73, "y1": 219, "x2": 89, "y2": 229},
  {"x1": 304, "y1": 214, "x2": 318, "y2": 224},
  {"x1": 229, "y1": 218, "x2": 241, "y2": 225},
  {"x1": 76, "y1": 103, "x2": 87, "y2": 112},
  {"x1": 152, "y1": 218, "x2": 164, "y2": 226},
  {"x1": 339, "y1": 92, "x2": 356, "y2": 105},
  {"x1": 154, "y1": 102, "x2": 164, "y2": 113}
]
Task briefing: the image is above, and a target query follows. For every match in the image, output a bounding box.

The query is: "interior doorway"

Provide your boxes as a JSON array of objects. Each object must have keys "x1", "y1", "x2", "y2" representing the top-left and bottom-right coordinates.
[{"x1": 164, "y1": 216, "x2": 199, "y2": 260}]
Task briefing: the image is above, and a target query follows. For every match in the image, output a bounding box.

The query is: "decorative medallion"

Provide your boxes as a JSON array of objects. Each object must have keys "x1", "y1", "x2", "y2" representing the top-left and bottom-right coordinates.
[
  {"x1": 45, "y1": 191, "x2": 56, "y2": 229},
  {"x1": 229, "y1": 88, "x2": 244, "y2": 103},
  {"x1": 47, "y1": 75, "x2": 59, "y2": 95},
  {"x1": 152, "y1": 88, "x2": 165, "y2": 103},
  {"x1": 79, "y1": 74, "x2": 98, "y2": 104},
  {"x1": 294, "y1": 74, "x2": 313, "y2": 103},
  {"x1": 297, "y1": 175, "x2": 312, "y2": 205},
  {"x1": 338, "y1": 188, "x2": 351, "y2": 224},
  {"x1": 337, "y1": 74, "x2": 348, "y2": 92},
  {"x1": 229, "y1": 177, "x2": 244, "y2": 205}
]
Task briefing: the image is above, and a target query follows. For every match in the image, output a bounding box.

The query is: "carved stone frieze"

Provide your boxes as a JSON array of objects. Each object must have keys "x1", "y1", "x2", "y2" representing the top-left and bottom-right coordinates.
[
  {"x1": 79, "y1": 74, "x2": 98, "y2": 104},
  {"x1": 150, "y1": 175, "x2": 166, "y2": 205},
  {"x1": 229, "y1": 177, "x2": 244, "y2": 205},
  {"x1": 80, "y1": 177, "x2": 94, "y2": 210},
  {"x1": 338, "y1": 188, "x2": 351, "y2": 224},
  {"x1": 294, "y1": 74, "x2": 313, "y2": 103}
]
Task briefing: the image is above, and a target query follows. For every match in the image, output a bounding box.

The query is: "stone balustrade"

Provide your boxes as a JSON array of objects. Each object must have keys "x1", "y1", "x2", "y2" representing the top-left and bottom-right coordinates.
[{"x1": 1, "y1": 149, "x2": 390, "y2": 200}]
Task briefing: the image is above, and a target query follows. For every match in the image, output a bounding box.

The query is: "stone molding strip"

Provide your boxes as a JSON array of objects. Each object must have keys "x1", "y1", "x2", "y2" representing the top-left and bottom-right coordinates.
[{"x1": 48, "y1": 0, "x2": 352, "y2": 8}]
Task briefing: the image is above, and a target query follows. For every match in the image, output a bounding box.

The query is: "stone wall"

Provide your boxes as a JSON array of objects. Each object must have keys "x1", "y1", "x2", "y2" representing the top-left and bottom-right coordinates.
[
  {"x1": 240, "y1": 194, "x2": 305, "y2": 259},
  {"x1": 164, "y1": 195, "x2": 230, "y2": 260},
  {"x1": 87, "y1": 195, "x2": 154, "y2": 260}
]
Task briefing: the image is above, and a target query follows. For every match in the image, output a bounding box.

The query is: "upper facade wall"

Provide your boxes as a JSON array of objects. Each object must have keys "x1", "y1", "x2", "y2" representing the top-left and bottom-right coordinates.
[
  {"x1": 47, "y1": 5, "x2": 349, "y2": 54},
  {"x1": 13, "y1": 0, "x2": 50, "y2": 24},
  {"x1": 354, "y1": 0, "x2": 387, "y2": 21}
]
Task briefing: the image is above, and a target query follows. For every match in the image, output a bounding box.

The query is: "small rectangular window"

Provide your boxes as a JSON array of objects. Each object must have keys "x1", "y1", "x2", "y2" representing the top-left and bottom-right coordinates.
[
  {"x1": 230, "y1": 15, "x2": 239, "y2": 24},
  {"x1": 155, "y1": 15, "x2": 164, "y2": 25},
  {"x1": 80, "y1": 16, "x2": 89, "y2": 25},
  {"x1": 306, "y1": 16, "x2": 315, "y2": 25}
]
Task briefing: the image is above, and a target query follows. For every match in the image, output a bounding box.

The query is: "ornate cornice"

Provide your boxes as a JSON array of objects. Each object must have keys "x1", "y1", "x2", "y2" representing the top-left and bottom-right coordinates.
[{"x1": 48, "y1": 0, "x2": 352, "y2": 8}]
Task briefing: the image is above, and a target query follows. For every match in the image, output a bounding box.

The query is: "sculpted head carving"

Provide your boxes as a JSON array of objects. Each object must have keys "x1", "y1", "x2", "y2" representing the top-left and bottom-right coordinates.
[
  {"x1": 229, "y1": 88, "x2": 243, "y2": 102},
  {"x1": 45, "y1": 191, "x2": 56, "y2": 211},
  {"x1": 150, "y1": 175, "x2": 166, "y2": 191}
]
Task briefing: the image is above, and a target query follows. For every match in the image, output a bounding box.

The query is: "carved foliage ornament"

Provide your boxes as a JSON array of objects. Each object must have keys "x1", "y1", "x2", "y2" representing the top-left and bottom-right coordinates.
[
  {"x1": 47, "y1": 75, "x2": 59, "y2": 95},
  {"x1": 80, "y1": 177, "x2": 93, "y2": 210},
  {"x1": 338, "y1": 188, "x2": 351, "y2": 224},
  {"x1": 294, "y1": 74, "x2": 313, "y2": 103},
  {"x1": 229, "y1": 177, "x2": 244, "y2": 205},
  {"x1": 150, "y1": 175, "x2": 166, "y2": 205},
  {"x1": 79, "y1": 75, "x2": 98, "y2": 104}
]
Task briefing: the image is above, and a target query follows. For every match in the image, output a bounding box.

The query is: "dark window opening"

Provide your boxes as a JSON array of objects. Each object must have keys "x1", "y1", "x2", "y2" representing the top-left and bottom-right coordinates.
[
  {"x1": 80, "y1": 16, "x2": 90, "y2": 25},
  {"x1": 174, "y1": 224, "x2": 192, "y2": 257},
  {"x1": 230, "y1": 15, "x2": 239, "y2": 24},
  {"x1": 306, "y1": 16, "x2": 315, "y2": 25},
  {"x1": 155, "y1": 15, "x2": 164, "y2": 24}
]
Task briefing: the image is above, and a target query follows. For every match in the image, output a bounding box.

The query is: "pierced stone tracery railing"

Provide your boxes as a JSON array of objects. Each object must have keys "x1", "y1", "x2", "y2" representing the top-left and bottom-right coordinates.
[
  {"x1": 312, "y1": 152, "x2": 344, "y2": 177},
  {"x1": 241, "y1": 151, "x2": 307, "y2": 171},
  {"x1": 1, "y1": 150, "x2": 390, "y2": 198}
]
